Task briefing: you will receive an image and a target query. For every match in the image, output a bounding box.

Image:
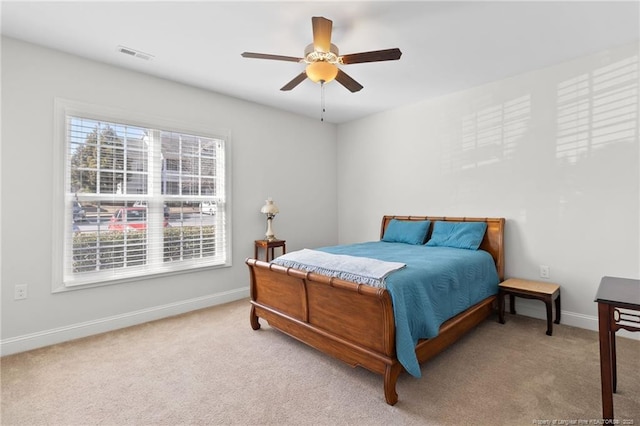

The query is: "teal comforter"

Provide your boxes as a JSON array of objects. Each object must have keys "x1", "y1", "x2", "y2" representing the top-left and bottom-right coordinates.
[{"x1": 316, "y1": 241, "x2": 499, "y2": 377}]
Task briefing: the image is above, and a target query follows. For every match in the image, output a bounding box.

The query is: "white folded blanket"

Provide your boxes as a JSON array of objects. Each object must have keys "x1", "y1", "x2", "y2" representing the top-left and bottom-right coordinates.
[{"x1": 271, "y1": 249, "x2": 406, "y2": 288}]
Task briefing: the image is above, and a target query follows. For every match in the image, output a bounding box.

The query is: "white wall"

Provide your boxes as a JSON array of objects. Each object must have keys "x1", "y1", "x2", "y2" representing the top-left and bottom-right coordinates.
[
  {"x1": 0, "y1": 37, "x2": 338, "y2": 354},
  {"x1": 3, "y1": 37, "x2": 638, "y2": 355},
  {"x1": 336, "y1": 42, "x2": 639, "y2": 331}
]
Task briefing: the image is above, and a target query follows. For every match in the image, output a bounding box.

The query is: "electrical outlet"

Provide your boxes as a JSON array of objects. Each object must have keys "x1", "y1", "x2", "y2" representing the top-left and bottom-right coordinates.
[
  {"x1": 539, "y1": 265, "x2": 550, "y2": 279},
  {"x1": 14, "y1": 284, "x2": 28, "y2": 300}
]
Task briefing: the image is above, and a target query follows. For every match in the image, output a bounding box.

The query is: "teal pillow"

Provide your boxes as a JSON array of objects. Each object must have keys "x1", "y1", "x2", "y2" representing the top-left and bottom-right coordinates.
[
  {"x1": 382, "y1": 219, "x2": 431, "y2": 245},
  {"x1": 425, "y1": 221, "x2": 487, "y2": 250}
]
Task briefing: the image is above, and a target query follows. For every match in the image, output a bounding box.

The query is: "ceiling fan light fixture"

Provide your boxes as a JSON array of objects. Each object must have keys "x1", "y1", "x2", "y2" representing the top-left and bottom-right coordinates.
[
  {"x1": 306, "y1": 61, "x2": 338, "y2": 83},
  {"x1": 241, "y1": 16, "x2": 400, "y2": 93}
]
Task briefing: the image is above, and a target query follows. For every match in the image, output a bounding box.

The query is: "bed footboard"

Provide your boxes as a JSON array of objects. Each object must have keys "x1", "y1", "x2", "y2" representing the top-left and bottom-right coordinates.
[{"x1": 246, "y1": 258, "x2": 402, "y2": 404}]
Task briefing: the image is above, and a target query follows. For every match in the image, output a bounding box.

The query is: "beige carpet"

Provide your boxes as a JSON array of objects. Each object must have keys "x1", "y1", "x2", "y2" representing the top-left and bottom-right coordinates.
[{"x1": 2, "y1": 298, "x2": 639, "y2": 425}]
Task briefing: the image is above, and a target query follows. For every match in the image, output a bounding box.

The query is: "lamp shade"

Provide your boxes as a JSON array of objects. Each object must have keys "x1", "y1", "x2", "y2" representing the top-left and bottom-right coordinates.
[
  {"x1": 305, "y1": 61, "x2": 338, "y2": 83},
  {"x1": 260, "y1": 198, "x2": 279, "y2": 215}
]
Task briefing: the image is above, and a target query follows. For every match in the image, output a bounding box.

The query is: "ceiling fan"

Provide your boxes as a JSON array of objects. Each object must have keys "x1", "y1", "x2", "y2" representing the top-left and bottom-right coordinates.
[{"x1": 241, "y1": 16, "x2": 402, "y2": 93}]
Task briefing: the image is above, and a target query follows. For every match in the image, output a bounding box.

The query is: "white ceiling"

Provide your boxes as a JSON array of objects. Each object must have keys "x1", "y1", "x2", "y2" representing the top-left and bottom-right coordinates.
[{"x1": 2, "y1": 1, "x2": 638, "y2": 124}]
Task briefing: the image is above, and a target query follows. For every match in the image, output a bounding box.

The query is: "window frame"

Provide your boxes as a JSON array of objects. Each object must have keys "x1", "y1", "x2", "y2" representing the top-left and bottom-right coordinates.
[{"x1": 52, "y1": 98, "x2": 232, "y2": 292}]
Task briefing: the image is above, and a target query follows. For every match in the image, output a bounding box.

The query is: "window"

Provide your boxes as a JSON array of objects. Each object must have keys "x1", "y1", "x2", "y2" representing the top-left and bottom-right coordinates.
[{"x1": 53, "y1": 99, "x2": 231, "y2": 290}]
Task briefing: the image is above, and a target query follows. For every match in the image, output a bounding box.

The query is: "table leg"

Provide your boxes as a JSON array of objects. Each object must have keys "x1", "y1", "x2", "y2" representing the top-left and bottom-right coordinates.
[
  {"x1": 597, "y1": 302, "x2": 614, "y2": 420},
  {"x1": 554, "y1": 293, "x2": 561, "y2": 324},
  {"x1": 545, "y1": 296, "x2": 553, "y2": 336},
  {"x1": 611, "y1": 330, "x2": 617, "y2": 393},
  {"x1": 498, "y1": 290, "x2": 505, "y2": 324}
]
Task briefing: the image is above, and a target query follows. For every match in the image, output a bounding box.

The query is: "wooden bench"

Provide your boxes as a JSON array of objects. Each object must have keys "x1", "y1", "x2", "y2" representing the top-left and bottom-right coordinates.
[{"x1": 498, "y1": 278, "x2": 561, "y2": 336}]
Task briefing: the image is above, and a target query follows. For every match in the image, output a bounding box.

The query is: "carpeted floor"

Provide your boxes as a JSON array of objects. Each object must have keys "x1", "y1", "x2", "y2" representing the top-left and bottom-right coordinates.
[{"x1": 1, "y1": 298, "x2": 639, "y2": 425}]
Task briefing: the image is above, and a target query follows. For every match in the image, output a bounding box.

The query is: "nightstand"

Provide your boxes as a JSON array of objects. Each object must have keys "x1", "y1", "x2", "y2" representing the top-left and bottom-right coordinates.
[
  {"x1": 254, "y1": 239, "x2": 286, "y2": 262},
  {"x1": 498, "y1": 278, "x2": 561, "y2": 336}
]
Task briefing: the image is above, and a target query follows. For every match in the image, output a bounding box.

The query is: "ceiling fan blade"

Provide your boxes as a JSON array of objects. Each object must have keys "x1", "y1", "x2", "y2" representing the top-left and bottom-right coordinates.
[
  {"x1": 280, "y1": 72, "x2": 308, "y2": 91},
  {"x1": 335, "y1": 69, "x2": 363, "y2": 93},
  {"x1": 340, "y1": 48, "x2": 402, "y2": 65},
  {"x1": 241, "y1": 52, "x2": 303, "y2": 63},
  {"x1": 312, "y1": 16, "x2": 332, "y2": 52}
]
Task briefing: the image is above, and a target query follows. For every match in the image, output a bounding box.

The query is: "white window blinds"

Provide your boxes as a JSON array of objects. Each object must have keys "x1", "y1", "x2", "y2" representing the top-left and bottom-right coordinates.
[{"x1": 55, "y1": 103, "x2": 230, "y2": 289}]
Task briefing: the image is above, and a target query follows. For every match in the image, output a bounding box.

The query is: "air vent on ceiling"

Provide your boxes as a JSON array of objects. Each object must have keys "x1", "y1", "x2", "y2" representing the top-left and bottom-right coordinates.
[{"x1": 117, "y1": 45, "x2": 154, "y2": 61}]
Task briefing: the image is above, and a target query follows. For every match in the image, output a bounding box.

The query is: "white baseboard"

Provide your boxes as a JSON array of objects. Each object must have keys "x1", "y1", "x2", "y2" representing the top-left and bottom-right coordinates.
[
  {"x1": 0, "y1": 287, "x2": 250, "y2": 356},
  {"x1": 509, "y1": 299, "x2": 639, "y2": 340},
  {"x1": 3, "y1": 290, "x2": 636, "y2": 357}
]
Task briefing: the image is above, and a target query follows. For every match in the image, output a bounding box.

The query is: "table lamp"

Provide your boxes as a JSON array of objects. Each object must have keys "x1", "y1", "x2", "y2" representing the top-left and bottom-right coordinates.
[{"x1": 260, "y1": 198, "x2": 279, "y2": 241}]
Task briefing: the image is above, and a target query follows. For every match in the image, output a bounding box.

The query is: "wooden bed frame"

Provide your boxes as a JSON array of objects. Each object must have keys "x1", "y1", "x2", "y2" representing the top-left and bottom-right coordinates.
[{"x1": 246, "y1": 215, "x2": 505, "y2": 405}]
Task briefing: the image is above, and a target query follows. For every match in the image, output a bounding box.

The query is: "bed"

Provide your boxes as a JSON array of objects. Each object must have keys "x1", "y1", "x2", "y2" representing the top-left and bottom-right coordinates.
[{"x1": 246, "y1": 215, "x2": 505, "y2": 405}]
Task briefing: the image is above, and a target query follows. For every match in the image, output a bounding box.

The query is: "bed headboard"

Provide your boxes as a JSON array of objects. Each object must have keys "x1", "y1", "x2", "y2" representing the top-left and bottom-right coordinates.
[{"x1": 380, "y1": 215, "x2": 505, "y2": 281}]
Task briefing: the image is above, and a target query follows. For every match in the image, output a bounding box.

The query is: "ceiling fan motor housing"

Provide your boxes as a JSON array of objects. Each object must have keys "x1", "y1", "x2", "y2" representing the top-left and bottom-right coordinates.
[{"x1": 304, "y1": 43, "x2": 340, "y2": 64}]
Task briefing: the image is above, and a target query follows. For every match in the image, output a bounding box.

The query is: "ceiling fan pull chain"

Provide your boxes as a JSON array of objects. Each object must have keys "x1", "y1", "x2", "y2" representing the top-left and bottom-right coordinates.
[{"x1": 320, "y1": 81, "x2": 325, "y2": 121}]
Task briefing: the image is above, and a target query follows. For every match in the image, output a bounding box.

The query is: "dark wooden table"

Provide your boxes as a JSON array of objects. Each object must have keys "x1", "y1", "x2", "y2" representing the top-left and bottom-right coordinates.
[
  {"x1": 254, "y1": 239, "x2": 286, "y2": 262},
  {"x1": 594, "y1": 276, "x2": 640, "y2": 420}
]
